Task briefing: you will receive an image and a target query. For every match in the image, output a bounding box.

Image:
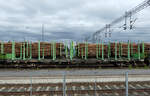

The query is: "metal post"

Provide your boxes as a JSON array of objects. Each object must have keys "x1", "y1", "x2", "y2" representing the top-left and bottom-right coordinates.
[
  {"x1": 38, "y1": 41, "x2": 41, "y2": 61},
  {"x1": 42, "y1": 24, "x2": 44, "y2": 42},
  {"x1": 23, "y1": 42, "x2": 26, "y2": 60},
  {"x1": 65, "y1": 42, "x2": 68, "y2": 58},
  {"x1": 85, "y1": 42, "x2": 88, "y2": 60},
  {"x1": 108, "y1": 42, "x2": 111, "y2": 59},
  {"x1": 78, "y1": 43, "x2": 80, "y2": 57},
  {"x1": 115, "y1": 41, "x2": 117, "y2": 61},
  {"x1": 26, "y1": 41, "x2": 28, "y2": 57},
  {"x1": 98, "y1": 43, "x2": 101, "y2": 58},
  {"x1": 142, "y1": 41, "x2": 145, "y2": 54},
  {"x1": 86, "y1": 42, "x2": 88, "y2": 59},
  {"x1": 125, "y1": 71, "x2": 128, "y2": 96},
  {"x1": 70, "y1": 41, "x2": 72, "y2": 60},
  {"x1": 1, "y1": 41, "x2": 4, "y2": 54},
  {"x1": 70, "y1": 41, "x2": 73, "y2": 60},
  {"x1": 52, "y1": 42, "x2": 56, "y2": 60},
  {"x1": 53, "y1": 42, "x2": 54, "y2": 60},
  {"x1": 128, "y1": 40, "x2": 130, "y2": 60},
  {"x1": 12, "y1": 41, "x2": 15, "y2": 60},
  {"x1": 55, "y1": 42, "x2": 56, "y2": 60},
  {"x1": 102, "y1": 41, "x2": 104, "y2": 60},
  {"x1": 82, "y1": 48, "x2": 83, "y2": 59},
  {"x1": 30, "y1": 42, "x2": 32, "y2": 59},
  {"x1": 20, "y1": 43, "x2": 22, "y2": 59},
  {"x1": 42, "y1": 43, "x2": 44, "y2": 59},
  {"x1": 72, "y1": 41, "x2": 74, "y2": 60},
  {"x1": 12, "y1": 41, "x2": 14, "y2": 60},
  {"x1": 138, "y1": 41, "x2": 141, "y2": 60},
  {"x1": 63, "y1": 73, "x2": 66, "y2": 96},
  {"x1": 30, "y1": 75, "x2": 32, "y2": 96}
]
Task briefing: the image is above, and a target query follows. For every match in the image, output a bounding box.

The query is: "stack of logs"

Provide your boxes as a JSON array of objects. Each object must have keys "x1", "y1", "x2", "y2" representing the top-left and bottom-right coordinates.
[
  {"x1": 0, "y1": 42, "x2": 150, "y2": 59},
  {"x1": 76, "y1": 43, "x2": 150, "y2": 58},
  {"x1": 0, "y1": 42, "x2": 65, "y2": 58}
]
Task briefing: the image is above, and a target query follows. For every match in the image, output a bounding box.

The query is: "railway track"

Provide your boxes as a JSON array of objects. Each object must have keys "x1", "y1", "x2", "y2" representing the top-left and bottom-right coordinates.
[
  {"x1": 0, "y1": 58, "x2": 147, "y2": 68},
  {"x1": 0, "y1": 82, "x2": 150, "y2": 96}
]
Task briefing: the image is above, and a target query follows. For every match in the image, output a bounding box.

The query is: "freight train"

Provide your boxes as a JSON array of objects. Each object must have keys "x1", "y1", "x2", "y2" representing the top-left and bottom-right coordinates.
[{"x1": 0, "y1": 41, "x2": 150, "y2": 68}]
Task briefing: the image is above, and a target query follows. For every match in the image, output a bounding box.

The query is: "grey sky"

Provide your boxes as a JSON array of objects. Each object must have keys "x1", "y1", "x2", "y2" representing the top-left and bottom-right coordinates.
[{"x1": 0, "y1": 0, "x2": 150, "y2": 42}]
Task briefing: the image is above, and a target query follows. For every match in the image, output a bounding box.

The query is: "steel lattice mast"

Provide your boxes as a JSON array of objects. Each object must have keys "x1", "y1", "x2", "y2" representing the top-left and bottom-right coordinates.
[{"x1": 86, "y1": 0, "x2": 150, "y2": 42}]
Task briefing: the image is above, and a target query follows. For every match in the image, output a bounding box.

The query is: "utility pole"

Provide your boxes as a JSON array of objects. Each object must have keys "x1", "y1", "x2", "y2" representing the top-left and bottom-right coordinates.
[
  {"x1": 63, "y1": 72, "x2": 66, "y2": 96},
  {"x1": 42, "y1": 24, "x2": 44, "y2": 42},
  {"x1": 125, "y1": 71, "x2": 128, "y2": 96}
]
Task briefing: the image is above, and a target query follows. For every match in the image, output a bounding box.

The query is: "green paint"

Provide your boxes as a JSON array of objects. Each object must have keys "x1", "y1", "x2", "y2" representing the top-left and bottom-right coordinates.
[
  {"x1": 138, "y1": 41, "x2": 141, "y2": 60},
  {"x1": 23, "y1": 42, "x2": 25, "y2": 60},
  {"x1": 1, "y1": 41, "x2": 4, "y2": 54},
  {"x1": 26, "y1": 41, "x2": 28, "y2": 57},
  {"x1": 102, "y1": 41, "x2": 104, "y2": 60},
  {"x1": 52, "y1": 42, "x2": 54, "y2": 60},
  {"x1": 20, "y1": 43, "x2": 22, "y2": 59},
  {"x1": 5, "y1": 54, "x2": 12, "y2": 59},
  {"x1": 115, "y1": 41, "x2": 117, "y2": 60},
  {"x1": 70, "y1": 41, "x2": 72, "y2": 60},
  {"x1": 84, "y1": 42, "x2": 88, "y2": 60},
  {"x1": 52, "y1": 42, "x2": 56, "y2": 60},
  {"x1": 128, "y1": 40, "x2": 130, "y2": 60},
  {"x1": 98, "y1": 43, "x2": 101, "y2": 58},
  {"x1": 12, "y1": 41, "x2": 15, "y2": 60},
  {"x1": 38, "y1": 41, "x2": 41, "y2": 60},
  {"x1": 70, "y1": 41, "x2": 74, "y2": 60},
  {"x1": 55, "y1": 42, "x2": 56, "y2": 59},
  {"x1": 85, "y1": 42, "x2": 88, "y2": 60},
  {"x1": 65, "y1": 42, "x2": 68, "y2": 58},
  {"x1": 29, "y1": 42, "x2": 32, "y2": 59},
  {"x1": 142, "y1": 41, "x2": 145, "y2": 54},
  {"x1": 82, "y1": 48, "x2": 83, "y2": 59}
]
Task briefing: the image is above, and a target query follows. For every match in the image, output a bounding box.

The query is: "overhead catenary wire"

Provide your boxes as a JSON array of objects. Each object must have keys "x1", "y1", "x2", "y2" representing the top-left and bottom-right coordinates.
[{"x1": 86, "y1": 0, "x2": 150, "y2": 42}]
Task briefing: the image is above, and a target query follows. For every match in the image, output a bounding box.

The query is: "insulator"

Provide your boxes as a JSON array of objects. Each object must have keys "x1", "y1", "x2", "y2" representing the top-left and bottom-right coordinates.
[
  {"x1": 123, "y1": 24, "x2": 127, "y2": 30},
  {"x1": 123, "y1": 27, "x2": 127, "y2": 30},
  {"x1": 130, "y1": 25, "x2": 133, "y2": 29},
  {"x1": 105, "y1": 33, "x2": 107, "y2": 38},
  {"x1": 109, "y1": 33, "x2": 111, "y2": 37}
]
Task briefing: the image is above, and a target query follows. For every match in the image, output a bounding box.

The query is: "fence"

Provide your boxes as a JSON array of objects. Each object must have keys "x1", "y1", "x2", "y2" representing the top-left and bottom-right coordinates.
[{"x1": 0, "y1": 69, "x2": 150, "y2": 96}]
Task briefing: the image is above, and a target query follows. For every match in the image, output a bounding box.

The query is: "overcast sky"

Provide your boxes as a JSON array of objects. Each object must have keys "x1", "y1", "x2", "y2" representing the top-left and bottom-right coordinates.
[{"x1": 0, "y1": 0, "x2": 150, "y2": 42}]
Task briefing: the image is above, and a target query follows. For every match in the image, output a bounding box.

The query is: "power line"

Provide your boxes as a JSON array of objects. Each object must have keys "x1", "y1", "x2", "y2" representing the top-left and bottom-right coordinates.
[{"x1": 87, "y1": 0, "x2": 150, "y2": 42}]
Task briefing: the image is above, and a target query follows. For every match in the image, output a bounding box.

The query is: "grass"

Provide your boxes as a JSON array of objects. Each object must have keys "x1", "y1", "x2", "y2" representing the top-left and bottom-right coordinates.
[{"x1": 128, "y1": 64, "x2": 133, "y2": 70}]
